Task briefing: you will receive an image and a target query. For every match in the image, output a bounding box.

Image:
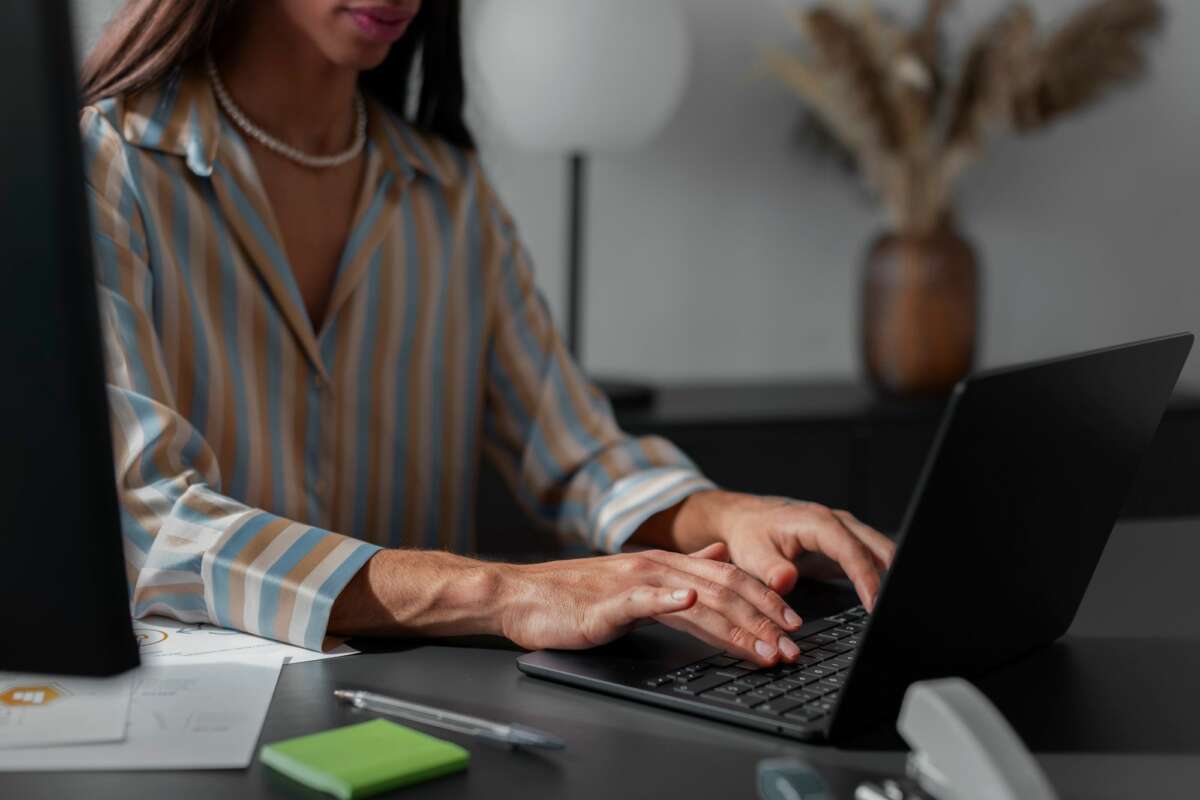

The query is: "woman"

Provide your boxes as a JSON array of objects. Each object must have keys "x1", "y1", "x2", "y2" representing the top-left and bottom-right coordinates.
[{"x1": 80, "y1": 0, "x2": 894, "y2": 664}]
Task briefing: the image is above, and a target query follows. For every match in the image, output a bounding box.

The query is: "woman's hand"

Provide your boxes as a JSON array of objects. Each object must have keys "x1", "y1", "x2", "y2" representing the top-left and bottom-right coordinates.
[
  {"x1": 717, "y1": 496, "x2": 895, "y2": 609},
  {"x1": 635, "y1": 491, "x2": 897, "y2": 612},
  {"x1": 496, "y1": 543, "x2": 806, "y2": 667}
]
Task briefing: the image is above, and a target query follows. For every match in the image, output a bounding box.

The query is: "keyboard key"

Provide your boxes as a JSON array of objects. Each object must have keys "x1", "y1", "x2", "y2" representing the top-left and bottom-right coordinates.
[
  {"x1": 721, "y1": 681, "x2": 756, "y2": 695},
  {"x1": 705, "y1": 655, "x2": 740, "y2": 668},
  {"x1": 791, "y1": 655, "x2": 823, "y2": 668},
  {"x1": 843, "y1": 637, "x2": 861, "y2": 648},
  {"x1": 828, "y1": 655, "x2": 855, "y2": 670},
  {"x1": 805, "y1": 663, "x2": 840, "y2": 678},
  {"x1": 754, "y1": 698, "x2": 806, "y2": 716},
  {"x1": 787, "y1": 701, "x2": 832, "y2": 719},
  {"x1": 714, "y1": 667, "x2": 751, "y2": 679},
  {"x1": 740, "y1": 674, "x2": 772, "y2": 688},
  {"x1": 758, "y1": 667, "x2": 792, "y2": 680},
  {"x1": 670, "y1": 672, "x2": 733, "y2": 695},
  {"x1": 787, "y1": 686, "x2": 828, "y2": 703},
  {"x1": 824, "y1": 641, "x2": 855, "y2": 654},
  {"x1": 829, "y1": 626, "x2": 856, "y2": 638},
  {"x1": 783, "y1": 708, "x2": 826, "y2": 723},
  {"x1": 644, "y1": 676, "x2": 671, "y2": 688},
  {"x1": 742, "y1": 689, "x2": 774, "y2": 704},
  {"x1": 700, "y1": 690, "x2": 753, "y2": 708},
  {"x1": 808, "y1": 648, "x2": 839, "y2": 661},
  {"x1": 734, "y1": 660, "x2": 761, "y2": 671},
  {"x1": 808, "y1": 632, "x2": 840, "y2": 644},
  {"x1": 817, "y1": 677, "x2": 845, "y2": 693},
  {"x1": 679, "y1": 671, "x2": 720, "y2": 684},
  {"x1": 790, "y1": 669, "x2": 825, "y2": 684}
]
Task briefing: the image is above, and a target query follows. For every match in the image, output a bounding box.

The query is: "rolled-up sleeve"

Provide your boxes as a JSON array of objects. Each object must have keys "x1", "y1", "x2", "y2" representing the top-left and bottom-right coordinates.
[
  {"x1": 478, "y1": 171, "x2": 716, "y2": 552},
  {"x1": 83, "y1": 107, "x2": 379, "y2": 650}
]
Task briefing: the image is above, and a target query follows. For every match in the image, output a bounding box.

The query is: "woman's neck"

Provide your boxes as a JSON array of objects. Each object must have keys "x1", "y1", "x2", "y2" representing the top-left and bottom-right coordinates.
[{"x1": 215, "y1": 11, "x2": 360, "y2": 155}]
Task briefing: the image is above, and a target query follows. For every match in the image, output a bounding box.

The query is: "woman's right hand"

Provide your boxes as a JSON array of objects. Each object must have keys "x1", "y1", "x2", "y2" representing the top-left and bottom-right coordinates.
[{"x1": 496, "y1": 543, "x2": 806, "y2": 667}]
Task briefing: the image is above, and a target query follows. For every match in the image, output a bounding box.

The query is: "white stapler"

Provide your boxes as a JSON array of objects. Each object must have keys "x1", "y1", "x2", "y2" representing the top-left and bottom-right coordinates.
[{"x1": 895, "y1": 678, "x2": 1058, "y2": 800}]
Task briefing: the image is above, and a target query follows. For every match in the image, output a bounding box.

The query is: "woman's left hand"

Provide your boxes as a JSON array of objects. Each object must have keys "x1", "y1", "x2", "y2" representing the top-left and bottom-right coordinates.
[{"x1": 649, "y1": 491, "x2": 897, "y2": 611}]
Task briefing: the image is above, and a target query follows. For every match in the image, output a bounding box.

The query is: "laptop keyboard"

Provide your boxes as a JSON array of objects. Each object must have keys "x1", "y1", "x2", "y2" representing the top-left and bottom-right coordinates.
[{"x1": 643, "y1": 605, "x2": 868, "y2": 727}]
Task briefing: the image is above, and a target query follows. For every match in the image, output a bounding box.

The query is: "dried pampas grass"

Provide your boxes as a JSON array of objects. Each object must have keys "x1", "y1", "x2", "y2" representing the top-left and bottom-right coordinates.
[{"x1": 765, "y1": 0, "x2": 1164, "y2": 236}]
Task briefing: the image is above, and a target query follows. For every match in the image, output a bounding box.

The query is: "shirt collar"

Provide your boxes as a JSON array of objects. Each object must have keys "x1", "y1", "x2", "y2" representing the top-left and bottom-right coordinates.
[{"x1": 119, "y1": 62, "x2": 451, "y2": 184}]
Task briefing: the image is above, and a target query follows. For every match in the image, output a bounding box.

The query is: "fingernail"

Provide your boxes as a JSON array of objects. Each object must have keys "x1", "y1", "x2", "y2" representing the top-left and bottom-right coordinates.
[
  {"x1": 671, "y1": 589, "x2": 690, "y2": 601},
  {"x1": 779, "y1": 637, "x2": 800, "y2": 660},
  {"x1": 783, "y1": 609, "x2": 802, "y2": 628},
  {"x1": 754, "y1": 640, "x2": 776, "y2": 660}
]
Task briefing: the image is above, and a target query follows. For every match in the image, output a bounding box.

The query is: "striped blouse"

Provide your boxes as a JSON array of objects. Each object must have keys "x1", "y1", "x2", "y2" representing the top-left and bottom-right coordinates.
[{"x1": 82, "y1": 64, "x2": 714, "y2": 651}]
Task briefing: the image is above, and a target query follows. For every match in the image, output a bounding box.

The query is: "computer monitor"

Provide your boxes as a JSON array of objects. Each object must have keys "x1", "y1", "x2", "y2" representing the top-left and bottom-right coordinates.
[{"x1": 0, "y1": 0, "x2": 139, "y2": 675}]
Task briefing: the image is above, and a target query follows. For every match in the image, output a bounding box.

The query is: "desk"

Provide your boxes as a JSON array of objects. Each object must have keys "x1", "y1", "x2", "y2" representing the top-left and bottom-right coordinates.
[{"x1": 6, "y1": 517, "x2": 1200, "y2": 799}]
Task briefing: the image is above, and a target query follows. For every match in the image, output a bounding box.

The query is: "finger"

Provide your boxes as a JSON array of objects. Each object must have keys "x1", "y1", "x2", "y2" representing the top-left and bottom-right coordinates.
[
  {"x1": 795, "y1": 509, "x2": 883, "y2": 612},
  {"x1": 643, "y1": 550, "x2": 802, "y2": 634},
  {"x1": 730, "y1": 533, "x2": 800, "y2": 597},
  {"x1": 833, "y1": 510, "x2": 896, "y2": 570},
  {"x1": 601, "y1": 586, "x2": 697, "y2": 633},
  {"x1": 688, "y1": 542, "x2": 729, "y2": 562},
  {"x1": 656, "y1": 602, "x2": 795, "y2": 667}
]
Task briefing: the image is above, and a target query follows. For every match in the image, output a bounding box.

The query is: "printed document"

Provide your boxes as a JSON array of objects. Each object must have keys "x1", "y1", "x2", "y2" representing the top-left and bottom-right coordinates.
[
  {"x1": 134, "y1": 616, "x2": 358, "y2": 664},
  {"x1": 0, "y1": 672, "x2": 135, "y2": 749},
  {"x1": 0, "y1": 655, "x2": 282, "y2": 770}
]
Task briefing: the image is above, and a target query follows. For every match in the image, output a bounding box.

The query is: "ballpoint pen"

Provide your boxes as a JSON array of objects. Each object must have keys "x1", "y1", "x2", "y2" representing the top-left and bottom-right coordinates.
[{"x1": 334, "y1": 689, "x2": 566, "y2": 750}]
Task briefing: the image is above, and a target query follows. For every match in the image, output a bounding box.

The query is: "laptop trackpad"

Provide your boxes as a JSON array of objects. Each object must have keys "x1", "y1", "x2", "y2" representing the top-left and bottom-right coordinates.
[{"x1": 518, "y1": 623, "x2": 720, "y2": 684}]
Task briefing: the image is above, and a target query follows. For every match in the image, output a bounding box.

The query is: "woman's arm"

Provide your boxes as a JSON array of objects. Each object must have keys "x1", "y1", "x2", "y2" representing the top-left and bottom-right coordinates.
[
  {"x1": 84, "y1": 107, "x2": 378, "y2": 651},
  {"x1": 474, "y1": 162, "x2": 716, "y2": 555},
  {"x1": 465, "y1": 156, "x2": 895, "y2": 611},
  {"x1": 328, "y1": 543, "x2": 807, "y2": 666}
]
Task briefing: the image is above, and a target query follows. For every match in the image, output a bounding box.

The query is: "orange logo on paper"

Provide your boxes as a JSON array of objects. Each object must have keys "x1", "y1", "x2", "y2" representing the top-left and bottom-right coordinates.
[{"x1": 0, "y1": 686, "x2": 62, "y2": 707}]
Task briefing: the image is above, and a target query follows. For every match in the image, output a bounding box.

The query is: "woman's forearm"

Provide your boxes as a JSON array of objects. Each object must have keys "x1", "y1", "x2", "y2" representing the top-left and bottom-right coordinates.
[
  {"x1": 327, "y1": 549, "x2": 507, "y2": 639},
  {"x1": 627, "y1": 489, "x2": 733, "y2": 553}
]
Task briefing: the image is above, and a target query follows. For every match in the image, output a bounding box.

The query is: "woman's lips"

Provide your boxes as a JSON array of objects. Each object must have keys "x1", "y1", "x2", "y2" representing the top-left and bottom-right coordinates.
[{"x1": 345, "y1": 7, "x2": 415, "y2": 43}]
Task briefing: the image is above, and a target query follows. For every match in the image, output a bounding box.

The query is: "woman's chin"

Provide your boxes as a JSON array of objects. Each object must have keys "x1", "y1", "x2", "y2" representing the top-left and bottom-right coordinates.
[{"x1": 323, "y1": 40, "x2": 393, "y2": 73}]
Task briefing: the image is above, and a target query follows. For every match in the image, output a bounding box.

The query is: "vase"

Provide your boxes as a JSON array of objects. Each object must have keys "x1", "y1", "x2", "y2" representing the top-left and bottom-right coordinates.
[{"x1": 861, "y1": 227, "x2": 979, "y2": 396}]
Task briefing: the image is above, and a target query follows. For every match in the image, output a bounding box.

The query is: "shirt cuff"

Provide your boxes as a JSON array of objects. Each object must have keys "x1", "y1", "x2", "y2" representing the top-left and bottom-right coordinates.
[
  {"x1": 591, "y1": 467, "x2": 718, "y2": 553},
  {"x1": 202, "y1": 509, "x2": 382, "y2": 651}
]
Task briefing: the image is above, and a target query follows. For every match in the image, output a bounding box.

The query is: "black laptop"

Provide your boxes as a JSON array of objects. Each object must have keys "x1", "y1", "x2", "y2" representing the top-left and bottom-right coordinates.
[{"x1": 517, "y1": 334, "x2": 1194, "y2": 743}]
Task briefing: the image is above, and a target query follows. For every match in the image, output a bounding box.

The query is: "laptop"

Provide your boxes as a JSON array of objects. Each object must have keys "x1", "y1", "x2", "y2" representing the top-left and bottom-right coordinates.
[{"x1": 517, "y1": 334, "x2": 1194, "y2": 743}]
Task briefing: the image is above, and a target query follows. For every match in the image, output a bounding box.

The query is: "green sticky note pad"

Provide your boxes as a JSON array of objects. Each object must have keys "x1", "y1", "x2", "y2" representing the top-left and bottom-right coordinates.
[{"x1": 260, "y1": 719, "x2": 469, "y2": 799}]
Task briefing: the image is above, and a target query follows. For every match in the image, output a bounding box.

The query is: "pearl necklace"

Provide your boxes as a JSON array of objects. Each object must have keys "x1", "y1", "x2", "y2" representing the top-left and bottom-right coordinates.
[{"x1": 206, "y1": 54, "x2": 367, "y2": 170}]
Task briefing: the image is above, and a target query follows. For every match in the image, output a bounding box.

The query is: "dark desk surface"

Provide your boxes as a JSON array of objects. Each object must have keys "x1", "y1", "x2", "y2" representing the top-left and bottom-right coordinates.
[{"x1": 6, "y1": 517, "x2": 1200, "y2": 800}]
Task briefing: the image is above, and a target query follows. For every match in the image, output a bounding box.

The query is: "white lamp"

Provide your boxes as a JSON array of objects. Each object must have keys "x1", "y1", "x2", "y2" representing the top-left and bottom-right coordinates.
[{"x1": 471, "y1": 0, "x2": 692, "y2": 403}]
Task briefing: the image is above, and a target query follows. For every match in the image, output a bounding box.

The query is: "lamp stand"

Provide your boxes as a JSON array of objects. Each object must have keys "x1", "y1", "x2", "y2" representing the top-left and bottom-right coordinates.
[{"x1": 565, "y1": 152, "x2": 656, "y2": 409}]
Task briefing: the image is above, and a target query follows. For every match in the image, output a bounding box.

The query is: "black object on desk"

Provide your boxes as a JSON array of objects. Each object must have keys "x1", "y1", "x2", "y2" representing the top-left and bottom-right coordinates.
[{"x1": 0, "y1": 0, "x2": 138, "y2": 676}]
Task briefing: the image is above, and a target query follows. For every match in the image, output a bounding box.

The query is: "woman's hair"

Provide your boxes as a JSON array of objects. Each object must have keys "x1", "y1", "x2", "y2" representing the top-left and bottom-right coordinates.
[{"x1": 79, "y1": 0, "x2": 473, "y2": 148}]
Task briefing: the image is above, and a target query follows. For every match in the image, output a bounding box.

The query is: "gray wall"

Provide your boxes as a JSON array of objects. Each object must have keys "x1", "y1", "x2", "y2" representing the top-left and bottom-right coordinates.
[{"x1": 75, "y1": 0, "x2": 1200, "y2": 385}]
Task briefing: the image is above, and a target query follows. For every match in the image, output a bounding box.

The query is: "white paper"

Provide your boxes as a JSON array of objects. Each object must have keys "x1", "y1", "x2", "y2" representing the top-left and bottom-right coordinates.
[
  {"x1": 0, "y1": 656, "x2": 283, "y2": 771},
  {"x1": 0, "y1": 672, "x2": 134, "y2": 750},
  {"x1": 134, "y1": 616, "x2": 357, "y2": 664}
]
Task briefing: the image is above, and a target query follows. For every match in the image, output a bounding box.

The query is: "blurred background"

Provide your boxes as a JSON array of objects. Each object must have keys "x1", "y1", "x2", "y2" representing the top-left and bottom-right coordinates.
[{"x1": 73, "y1": 0, "x2": 1200, "y2": 386}]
